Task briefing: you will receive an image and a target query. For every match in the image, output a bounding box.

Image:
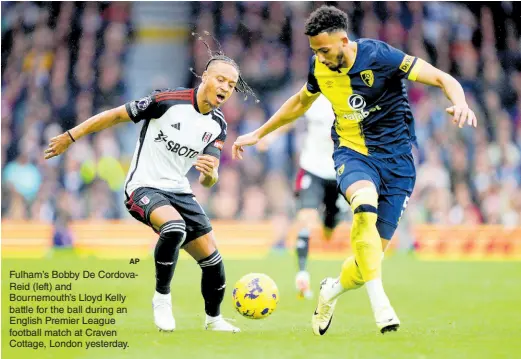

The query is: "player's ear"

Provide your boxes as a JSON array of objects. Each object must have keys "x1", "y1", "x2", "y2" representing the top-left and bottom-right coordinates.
[
  {"x1": 201, "y1": 70, "x2": 208, "y2": 84},
  {"x1": 341, "y1": 36, "x2": 349, "y2": 46}
]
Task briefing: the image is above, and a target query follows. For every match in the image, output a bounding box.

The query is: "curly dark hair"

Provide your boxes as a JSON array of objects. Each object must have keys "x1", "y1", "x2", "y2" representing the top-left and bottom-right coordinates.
[{"x1": 304, "y1": 5, "x2": 349, "y2": 36}]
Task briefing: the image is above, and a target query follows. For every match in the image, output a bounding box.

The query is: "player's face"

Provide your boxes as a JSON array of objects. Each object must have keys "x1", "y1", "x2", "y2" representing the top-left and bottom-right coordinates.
[
  {"x1": 309, "y1": 31, "x2": 348, "y2": 71},
  {"x1": 202, "y1": 61, "x2": 239, "y2": 108}
]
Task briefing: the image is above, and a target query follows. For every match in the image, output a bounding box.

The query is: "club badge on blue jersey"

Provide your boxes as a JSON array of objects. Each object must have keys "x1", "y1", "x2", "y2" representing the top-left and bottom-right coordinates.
[{"x1": 360, "y1": 70, "x2": 374, "y2": 87}]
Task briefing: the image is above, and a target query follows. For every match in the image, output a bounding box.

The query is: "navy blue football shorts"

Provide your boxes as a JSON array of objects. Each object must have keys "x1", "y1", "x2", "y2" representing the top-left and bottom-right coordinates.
[{"x1": 334, "y1": 147, "x2": 416, "y2": 240}]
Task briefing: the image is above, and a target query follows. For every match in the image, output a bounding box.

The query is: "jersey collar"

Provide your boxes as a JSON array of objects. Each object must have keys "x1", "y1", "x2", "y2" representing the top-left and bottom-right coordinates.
[
  {"x1": 192, "y1": 86, "x2": 213, "y2": 115},
  {"x1": 192, "y1": 87, "x2": 201, "y2": 113},
  {"x1": 340, "y1": 41, "x2": 358, "y2": 74}
]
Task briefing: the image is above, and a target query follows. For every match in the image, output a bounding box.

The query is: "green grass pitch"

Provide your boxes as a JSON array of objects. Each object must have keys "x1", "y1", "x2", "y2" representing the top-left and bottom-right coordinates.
[{"x1": 2, "y1": 250, "x2": 521, "y2": 359}]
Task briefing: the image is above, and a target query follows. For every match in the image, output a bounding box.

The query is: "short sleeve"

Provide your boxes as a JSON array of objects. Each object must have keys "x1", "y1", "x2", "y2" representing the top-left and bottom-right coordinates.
[
  {"x1": 203, "y1": 114, "x2": 227, "y2": 159},
  {"x1": 305, "y1": 55, "x2": 321, "y2": 94},
  {"x1": 377, "y1": 42, "x2": 423, "y2": 81},
  {"x1": 125, "y1": 94, "x2": 163, "y2": 123}
]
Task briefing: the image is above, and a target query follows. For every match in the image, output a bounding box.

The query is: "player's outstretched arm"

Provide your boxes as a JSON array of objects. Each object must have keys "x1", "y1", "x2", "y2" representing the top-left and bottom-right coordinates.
[
  {"x1": 44, "y1": 105, "x2": 131, "y2": 159},
  {"x1": 256, "y1": 121, "x2": 298, "y2": 152},
  {"x1": 412, "y1": 60, "x2": 477, "y2": 129},
  {"x1": 232, "y1": 86, "x2": 319, "y2": 160}
]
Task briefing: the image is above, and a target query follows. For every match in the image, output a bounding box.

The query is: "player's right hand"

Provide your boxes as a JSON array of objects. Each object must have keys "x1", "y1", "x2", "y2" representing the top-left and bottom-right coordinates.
[
  {"x1": 44, "y1": 133, "x2": 73, "y2": 159},
  {"x1": 232, "y1": 132, "x2": 260, "y2": 160}
]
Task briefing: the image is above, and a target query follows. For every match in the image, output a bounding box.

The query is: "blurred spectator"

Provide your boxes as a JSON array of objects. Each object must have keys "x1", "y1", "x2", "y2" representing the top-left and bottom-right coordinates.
[
  {"x1": 2, "y1": 2, "x2": 130, "y2": 221},
  {"x1": 3, "y1": 150, "x2": 42, "y2": 203}
]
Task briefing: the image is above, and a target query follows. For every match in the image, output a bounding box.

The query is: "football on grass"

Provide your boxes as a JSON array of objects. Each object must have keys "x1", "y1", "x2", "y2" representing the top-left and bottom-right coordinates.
[{"x1": 232, "y1": 273, "x2": 279, "y2": 319}]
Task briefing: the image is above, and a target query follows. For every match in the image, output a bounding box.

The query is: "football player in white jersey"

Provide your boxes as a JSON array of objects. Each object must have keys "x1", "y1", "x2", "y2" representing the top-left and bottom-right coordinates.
[
  {"x1": 44, "y1": 52, "x2": 257, "y2": 333},
  {"x1": 260, "y1": 94, "x2": 347, "y2": 299}
]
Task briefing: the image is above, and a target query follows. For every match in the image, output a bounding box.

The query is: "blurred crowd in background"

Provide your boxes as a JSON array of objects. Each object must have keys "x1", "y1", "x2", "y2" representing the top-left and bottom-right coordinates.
[
  {"x1": 2, "y1": 1, "x2": 132, "y2": 230},
  {"x1": 2, "y1": 2, "x2": 521, "y2": 237}
]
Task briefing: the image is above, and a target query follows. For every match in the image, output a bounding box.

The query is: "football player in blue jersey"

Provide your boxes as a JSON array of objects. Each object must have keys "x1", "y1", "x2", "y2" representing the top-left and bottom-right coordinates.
[{"x1": 232, "y1": 5, "x2": 476, "y2": 335}]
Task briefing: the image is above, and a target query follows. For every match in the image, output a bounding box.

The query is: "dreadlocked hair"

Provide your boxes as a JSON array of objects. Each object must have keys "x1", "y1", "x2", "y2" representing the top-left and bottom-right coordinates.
[{"x1": 190, "y1": 31, "x2": 259, "y2": 103}]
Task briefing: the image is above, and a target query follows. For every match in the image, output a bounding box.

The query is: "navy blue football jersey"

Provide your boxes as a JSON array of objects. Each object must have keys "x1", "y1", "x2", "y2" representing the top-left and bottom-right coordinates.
[{"x1": 305, "y1": 38, "x2": 423, "y2": 158}]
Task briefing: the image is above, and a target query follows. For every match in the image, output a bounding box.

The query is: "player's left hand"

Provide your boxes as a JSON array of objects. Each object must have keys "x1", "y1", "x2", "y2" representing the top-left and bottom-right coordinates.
[
  {"x1": 446, "y1": 105, "x2": 477, "y2": 128},
  {"x1": 194, "y1": 155, "x2": 217, "y2": 176}
]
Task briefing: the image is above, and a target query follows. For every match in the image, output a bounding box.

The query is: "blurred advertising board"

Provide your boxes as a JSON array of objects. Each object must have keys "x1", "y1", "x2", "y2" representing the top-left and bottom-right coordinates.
[{"x1": 2, "y1": 221, "x2": 520, "y2": 260}]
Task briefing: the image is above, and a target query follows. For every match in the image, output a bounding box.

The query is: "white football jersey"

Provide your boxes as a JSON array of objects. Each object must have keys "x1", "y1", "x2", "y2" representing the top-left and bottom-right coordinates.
[
  {"x1": 299, "y1": 95, "x2": 336, "y2": 180},
  {"x1": 124, "y1": 88, "x2": 227, "y2": 197}
]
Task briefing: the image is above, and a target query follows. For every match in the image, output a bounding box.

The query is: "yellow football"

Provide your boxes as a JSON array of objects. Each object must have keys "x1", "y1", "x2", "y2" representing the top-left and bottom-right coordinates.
[{"x1": 232, "y1": 273, "x2": 279, "y2": 319}]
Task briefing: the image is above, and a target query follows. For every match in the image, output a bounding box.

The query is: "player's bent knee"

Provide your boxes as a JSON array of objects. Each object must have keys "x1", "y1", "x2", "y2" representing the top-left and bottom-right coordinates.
[
  {"x1": 183, "y1": 231, "x2": 217, "y2": 262},
  {"x1": 350, "y1": 187, "x2": 378, "y2": 213},
  {"x1": 150, "y1": 205, "x2": 183, "y2": 232},
  {"x1": 159, "y1": 220, "x2": 186, "y2": 245},
  {"x1": 159, "y1": 219, "x2": 186, "y2": 234},
  {"x1": 344, "y1": 179, "x2": 375, "y2": 203}
]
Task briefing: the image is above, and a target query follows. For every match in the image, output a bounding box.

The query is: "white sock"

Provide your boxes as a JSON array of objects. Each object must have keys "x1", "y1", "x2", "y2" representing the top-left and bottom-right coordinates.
[
  {"x1": 323, "y1": 278, "x2": 346, "y2": 302},
  {"x1": 206, "y1": 314, "x2": 222, "y2": 323},
  {"x1": 365, "y1": 278, "x2": 391, "y2": 311},
  {"x1": 153, "y1": 291, "x2": 170, "y2": 300}
]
